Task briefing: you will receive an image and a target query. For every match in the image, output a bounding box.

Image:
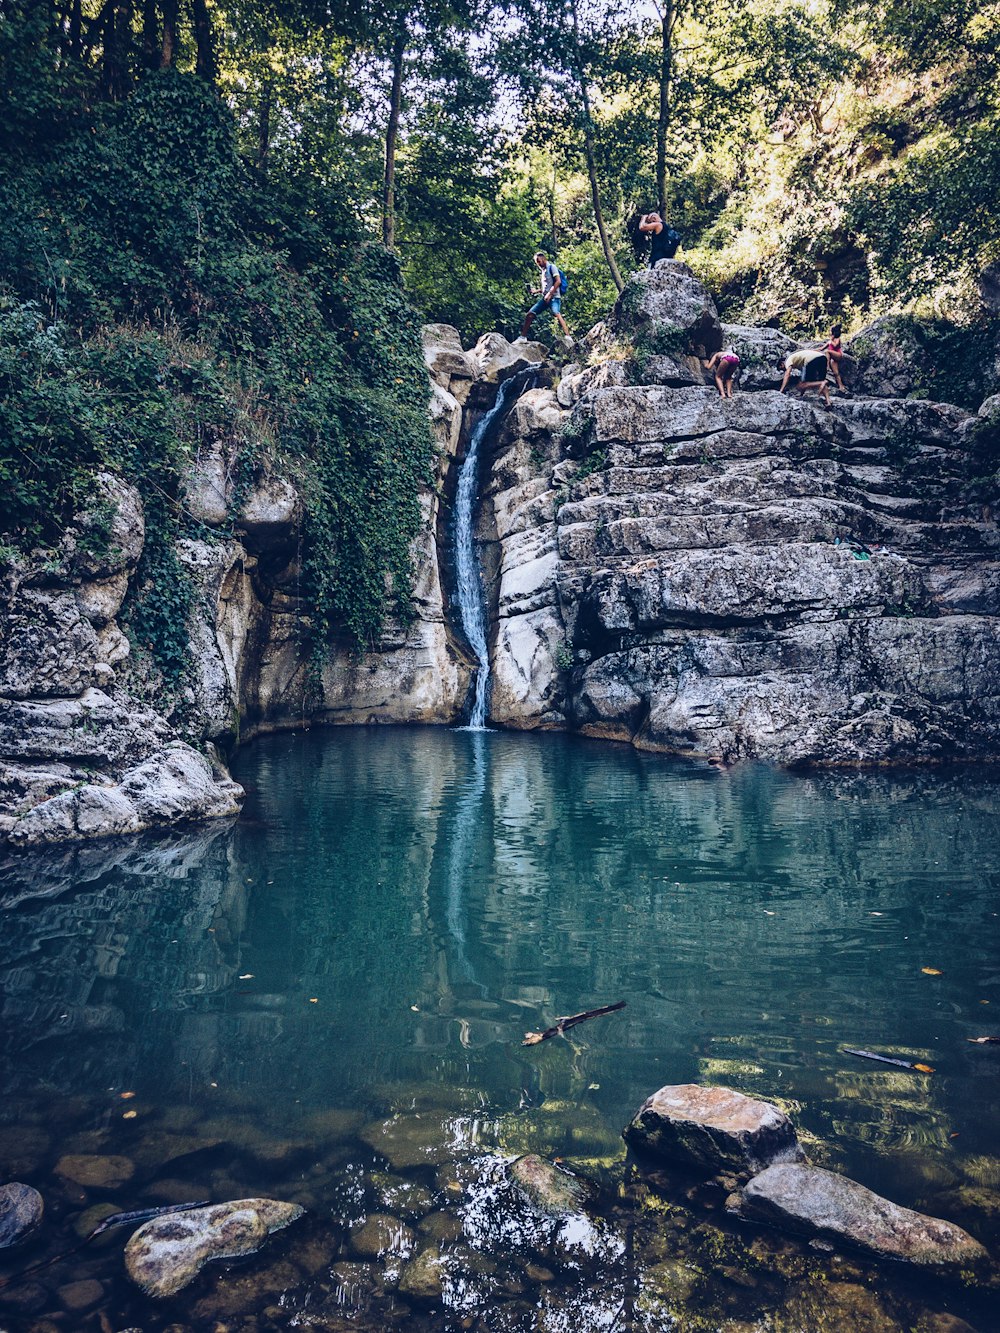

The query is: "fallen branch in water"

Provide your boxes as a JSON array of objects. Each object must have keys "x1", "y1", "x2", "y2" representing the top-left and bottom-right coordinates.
[
  {"x1": 523, "y1": 1001, "x2": 626, "y2": 1046},
  {"x1": 844, "y1": 1048, "x2": 934, "y2": 1073},
  {"x1": 968, "y1": 1036, "x2": 1000, "y2": 1045},
  {"x1": 0, "y1": 1200, "x2": 209, "y2": 1291}
]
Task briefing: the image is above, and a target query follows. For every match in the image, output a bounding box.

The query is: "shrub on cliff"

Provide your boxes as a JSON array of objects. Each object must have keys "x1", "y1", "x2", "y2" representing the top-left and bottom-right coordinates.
[{"x1": 0, "y1": 72, "x2": 432, "y2": 676}]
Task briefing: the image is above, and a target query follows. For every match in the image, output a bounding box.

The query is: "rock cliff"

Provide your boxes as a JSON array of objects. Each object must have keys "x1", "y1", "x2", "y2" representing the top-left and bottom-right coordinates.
[
  {"x1": 480, "y1": 263, "x2": 1000, "y2": 764},
  {"x1": 4, "y1": 262, "x2": 999, "y2": 847}
]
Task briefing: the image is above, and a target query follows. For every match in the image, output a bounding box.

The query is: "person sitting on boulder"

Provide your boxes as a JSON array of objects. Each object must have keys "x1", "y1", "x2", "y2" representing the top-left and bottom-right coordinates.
[
  {"x1": 705, "y1": 349, "x2": 740, "y2": 398},
  {"x1": 779, "y1": 347, "x2": 832, "y2": 406},
  {"x1": 638, "y1": 212, "x2": 681, "y2": 268},
  {"x1": 520, "y1": 252, "x2": 571, "y2": 341},
  {"x1": 826, "y1": 324, "x2": 846, "y2": 391}
]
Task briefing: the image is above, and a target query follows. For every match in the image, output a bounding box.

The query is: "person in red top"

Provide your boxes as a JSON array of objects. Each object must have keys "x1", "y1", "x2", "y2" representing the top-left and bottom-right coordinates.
[{"x1": 826, "y1": 324, "x2": 846, "y2": 391}]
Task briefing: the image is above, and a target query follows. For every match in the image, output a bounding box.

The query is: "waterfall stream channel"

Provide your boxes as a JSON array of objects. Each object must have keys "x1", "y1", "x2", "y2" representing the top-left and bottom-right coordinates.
[{"x1": 452, "y1": 370, "x2": 533, "y2": 728}]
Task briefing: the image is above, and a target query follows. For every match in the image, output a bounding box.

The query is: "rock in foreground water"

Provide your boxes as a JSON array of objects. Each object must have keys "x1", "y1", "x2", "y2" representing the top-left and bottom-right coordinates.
[
  {"x1": 0, "y1": 1182, "x2": 43, "y2": 1247},
  {"x1": 735, "y1": 1164, "x2": 988, "y2": 1268},
  {"x1": 124, "y1": 1198, "x2": 304, "y2": 1298},
  {"x1": 624, "y1": 1084, "x2": 805, "y2": 1178},
  {"x1": 509, "y1": 1154, "x2": 591, "y2": 1217}
]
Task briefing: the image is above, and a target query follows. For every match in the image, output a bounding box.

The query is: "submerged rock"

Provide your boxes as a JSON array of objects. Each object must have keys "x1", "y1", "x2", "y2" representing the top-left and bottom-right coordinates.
[
  {"x1": 735, "y1": 1164, "x2": 989, "y2": 1268},
  {"x1": 0, "y1": 1182, "x2": 43, "y2": 1247},
  {"x1": 624, "y1": 1084, "x2": 805, "y2": 1178},
  {"x1": 508, "y1": 1154, "x2": 590, "y2": 1217},
  {"x1": 398, "y1": 1243, "x2": 447, "y2": 1303},
  {"x1": 123, "y1": 1198, "x2": 304, "y2": 1298},
  {"x1": 55, "y1": 1153, "x2": 135, "y2": 1190}
]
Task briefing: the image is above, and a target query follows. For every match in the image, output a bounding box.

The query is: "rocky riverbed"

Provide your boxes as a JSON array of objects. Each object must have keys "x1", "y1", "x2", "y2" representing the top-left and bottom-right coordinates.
[{"x1": 1, "y1": 1074, "x2": 996, "y2": 1332}]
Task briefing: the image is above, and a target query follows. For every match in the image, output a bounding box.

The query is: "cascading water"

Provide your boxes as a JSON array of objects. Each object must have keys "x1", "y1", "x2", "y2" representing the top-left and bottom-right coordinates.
[{"x1": 453, "y1": 373, "x2": 529, "y2": 729}]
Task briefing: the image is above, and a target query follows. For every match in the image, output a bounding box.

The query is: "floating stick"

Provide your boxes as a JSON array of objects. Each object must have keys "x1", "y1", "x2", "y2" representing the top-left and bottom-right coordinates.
[
  {"x1": 523, "y1": 1001, "x2": 626, "y2": 1046},
  {"x1": 844, "y1": 1047, "x2": 934, "y2": 1074}
]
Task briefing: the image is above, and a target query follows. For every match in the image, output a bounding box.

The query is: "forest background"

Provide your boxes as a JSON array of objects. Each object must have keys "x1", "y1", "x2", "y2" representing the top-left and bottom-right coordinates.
[{"x1": 1, "y1": 0, "x2": 999, "y2": 673}]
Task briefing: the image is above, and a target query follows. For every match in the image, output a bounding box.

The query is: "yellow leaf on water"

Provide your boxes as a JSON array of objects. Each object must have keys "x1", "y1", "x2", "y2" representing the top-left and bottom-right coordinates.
[
  {"x1": 122, "y1": 1110, "x2": 137, "y2": 1119},
  {"x1": 912, "y1": 1063, "x2": 935, "y2": 1074},
  {"x1": 119, "y1": 1091, "x2": 136, "y2": 1100},
  {"x1": 921, "y1": 967, "x2": 943, "y2": 976}
]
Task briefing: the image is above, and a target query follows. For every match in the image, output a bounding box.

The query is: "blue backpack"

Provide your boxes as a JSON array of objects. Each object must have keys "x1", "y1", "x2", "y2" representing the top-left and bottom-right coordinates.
[{"x1": 559, "y1": 270, "x2": 568, "y2": 294}]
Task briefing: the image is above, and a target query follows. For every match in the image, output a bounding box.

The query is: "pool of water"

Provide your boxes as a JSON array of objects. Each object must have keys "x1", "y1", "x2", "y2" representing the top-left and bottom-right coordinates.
[{"x1": 1, "y1": 727, "x2": 999, "y2": 1331}]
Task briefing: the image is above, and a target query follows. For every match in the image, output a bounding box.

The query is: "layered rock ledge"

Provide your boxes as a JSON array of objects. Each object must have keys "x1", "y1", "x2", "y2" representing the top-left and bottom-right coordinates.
[{"x1": 478, "y1": 263, "x2": 1000, "y2": 764}]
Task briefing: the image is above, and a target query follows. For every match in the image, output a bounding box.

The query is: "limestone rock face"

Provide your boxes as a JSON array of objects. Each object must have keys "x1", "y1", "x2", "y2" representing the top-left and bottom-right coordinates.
[
  {"x1": 484, "y1": 354, "x2": 1000, "y2": 763},
  {"x1": 623, "y1": 1084, "x2": 805, "y2": 1178},
  {"x1": 721, "y1": 323, "x2": 801, "y2": 390},
  {"x1": 846, "y1": 317, "x2": 929, "y2": 398},
  {"x1": 473, "y1": 331, "x2": 548, "y2": 384},
  {"x1": 735, "y1": 1164, "x2": 989, "y2": 1268},
  {"x1": 611, "y1": 262, "x2": 723, "y2": 358},
  {"x1": 124, "y1": 1198, "x2": 304, "y2": 1298}
]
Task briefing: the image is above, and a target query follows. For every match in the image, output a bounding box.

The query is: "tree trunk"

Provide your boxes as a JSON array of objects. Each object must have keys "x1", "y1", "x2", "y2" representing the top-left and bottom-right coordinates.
[
  {"x1": 569, "y1": 0, "x2": 623, "y2": 292},
  {"x1": 68, "y1": 0, "x2": 83, "y2": 57},
  {"x1": 656, "y1": 0, "x2": 675, "y2": 216},
  {"x1": 191, "y1": 0, "x2": 217, "y2": 83},
  {"x1": 257, "y1": 78, "x2": 272, "y2": 175},
  {"x1": 102, "y1": 0, "x2": 134, "y2": 100},
  {"x1": 140, "y1": 0, "x2": 158, "y2": 68},
  {"x1": 160, "y1": 0, "x2": 178, "y2": 66},
  {"x1": 382, "y1": 22, "x2": 406, "y2": 251}
]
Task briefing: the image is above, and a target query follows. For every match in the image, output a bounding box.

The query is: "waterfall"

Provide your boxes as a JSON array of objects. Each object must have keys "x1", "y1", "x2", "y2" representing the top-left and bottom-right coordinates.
[{"x1": 453, "y1": 373, "x2": 528, "y2": 730}]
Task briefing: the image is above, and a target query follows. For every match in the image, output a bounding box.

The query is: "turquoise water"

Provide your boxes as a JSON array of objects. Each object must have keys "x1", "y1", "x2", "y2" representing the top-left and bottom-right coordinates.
[{"x1": 1, "y1": 727, "x2": 999, "y2": 1330}]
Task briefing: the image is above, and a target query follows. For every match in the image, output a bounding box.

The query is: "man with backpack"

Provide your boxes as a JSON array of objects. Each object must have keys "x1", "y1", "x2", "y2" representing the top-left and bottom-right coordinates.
[{"x1": 520, "y1": 252, "x2": 571, "y2": 340}]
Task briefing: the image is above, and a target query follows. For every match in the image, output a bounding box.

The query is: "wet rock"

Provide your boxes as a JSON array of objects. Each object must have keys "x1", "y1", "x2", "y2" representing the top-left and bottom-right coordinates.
[
  {"x1": 418, "y1": 1210, "x2": 464, "y2": 1244},
  {"x1": 58, "y1": 1278, "x2": 104, "y2": 1312},
  {"x1": 508, "y1": 1154, "x2": 590, "y2": 1217},
  {"x1": 774, "y1": 1277, "x2": 902, "y2": 1332},
  {"x1": 370, "y1": 1171, "x2": 435, "y2": 1221},
  {"x1": 350, "y1": 1212, "x2": 415, "y2": 1262},
  {"x1": 0, "y1": 1127, "x2": 50, "y2": 1178},
  {"x1": 123, "y1": 1197, "x2": 304, "y2": 1298},
  {"x1": 624, "y1": 1084, "x2": 805, "y2": 1178},
  {"x1": 0, "y1": 1182, "x2": 43, "y2": 1247},
  {"x1": 72, "y1": 1202, "x2": 120, "y2": 1241},
  {"x1": 55, "y1": 1152, "x2": 135, "y2": 1189},
  {"x1": 359, "y1": 1112, "x2": 478, "y2": 1169},
  {"x1": 736, "y1": 1164, "x2": 989, "y2": 1268},
  {"x1": 398, "y1": 1243, "x2": 446, "y2": 1304},
  {"x1": 611, "y1": 261, "x2": 722, "y2": 358}
]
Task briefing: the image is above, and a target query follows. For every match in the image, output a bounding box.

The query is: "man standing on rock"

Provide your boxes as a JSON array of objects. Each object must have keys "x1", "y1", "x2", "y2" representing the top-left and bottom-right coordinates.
[{"x1": 520, "y1": 252, "x2": 571, "y2": 341}]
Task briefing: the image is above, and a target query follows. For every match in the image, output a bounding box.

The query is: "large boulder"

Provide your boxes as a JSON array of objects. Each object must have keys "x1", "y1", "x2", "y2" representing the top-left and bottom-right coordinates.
[
  {"x1": 733, "y1": 1164, "x2": 989, "y2": 1269},
  {"x1": 623, "y1": 1084, "x2": 805, "y2": 1178},
  {"x1": 422, "y1": 323, "x2": 480, "y2": 403},
  {"x1": 846, "y1": 317, "x2": 929, "y2": 398},
  {"x1": 473, "y1": 331, "x2": 548, "y2": 385},
  {"x1": 124, "y1": 1198, "x2": 304, "y2": 1298},
  {"x1": 611, "y1": 262, "x2": 722, "y2": 359},
  {"x1": 720, "y1": 323, "x2": 801, "y2": 391}
]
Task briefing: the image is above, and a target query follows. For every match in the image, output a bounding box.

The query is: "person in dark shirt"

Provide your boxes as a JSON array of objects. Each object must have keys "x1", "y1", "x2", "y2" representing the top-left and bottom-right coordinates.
[{"x1": 639, "y1": 212, "x2": 680, "y2": 267}]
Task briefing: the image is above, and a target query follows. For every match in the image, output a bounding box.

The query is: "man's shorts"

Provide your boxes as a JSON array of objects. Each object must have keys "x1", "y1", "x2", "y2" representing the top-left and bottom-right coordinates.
[
  {"x1": 530, "y1": 296, "x2": 562, "y2": 315},
  {"x1": 803, "y1": 354, "x2": 828, "y2": 382}
]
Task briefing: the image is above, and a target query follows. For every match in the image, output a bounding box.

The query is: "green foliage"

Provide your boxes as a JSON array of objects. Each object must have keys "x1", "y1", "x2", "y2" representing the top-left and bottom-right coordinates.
[{"x1": 0, "y1": 69, "x2": 433, "y2": 681}]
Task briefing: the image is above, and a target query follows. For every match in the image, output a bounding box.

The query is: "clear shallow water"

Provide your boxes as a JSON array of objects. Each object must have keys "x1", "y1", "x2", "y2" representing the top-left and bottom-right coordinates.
[{"x1": 1, "y1": 727, "x2": 999, "y2": 1330}]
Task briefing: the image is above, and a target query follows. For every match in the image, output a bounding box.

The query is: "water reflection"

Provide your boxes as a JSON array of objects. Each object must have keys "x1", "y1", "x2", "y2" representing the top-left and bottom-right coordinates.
[{"x1": 0, "y1": 730, "x2": 999, "y2": 1327}]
